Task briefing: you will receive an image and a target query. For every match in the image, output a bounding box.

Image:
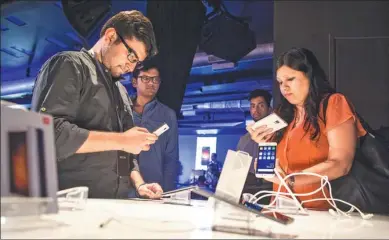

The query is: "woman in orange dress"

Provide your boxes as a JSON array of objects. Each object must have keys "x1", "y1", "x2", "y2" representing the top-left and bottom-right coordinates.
[{"x1": 248, "y1": 48, "x2": 366, "y2": 210}]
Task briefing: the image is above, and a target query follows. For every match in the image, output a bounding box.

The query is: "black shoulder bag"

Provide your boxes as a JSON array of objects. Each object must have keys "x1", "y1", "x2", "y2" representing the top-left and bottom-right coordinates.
[{"x1": 323, "y1": 94, "x2": 389, "y2": 214}]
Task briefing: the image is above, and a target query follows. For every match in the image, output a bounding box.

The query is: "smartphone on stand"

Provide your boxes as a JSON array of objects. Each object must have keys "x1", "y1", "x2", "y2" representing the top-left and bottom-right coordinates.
[{"x1": 255, "y1": 142, "x2": 277, "y2": 178}]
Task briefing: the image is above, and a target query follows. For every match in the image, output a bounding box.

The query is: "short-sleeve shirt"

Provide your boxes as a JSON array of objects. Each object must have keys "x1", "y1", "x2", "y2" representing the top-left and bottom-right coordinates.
[{"x1": 275, "y1": 93, "x2": 367, "y2": 210}]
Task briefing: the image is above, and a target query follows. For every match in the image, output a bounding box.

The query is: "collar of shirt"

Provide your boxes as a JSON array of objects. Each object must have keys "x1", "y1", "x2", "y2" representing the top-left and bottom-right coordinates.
[
  {"x1": 81, "y1": 48, "x2": 124, "y2": 82},
  {"x1": 131, "y1": 95, "x2": 158, "y2": 117}
]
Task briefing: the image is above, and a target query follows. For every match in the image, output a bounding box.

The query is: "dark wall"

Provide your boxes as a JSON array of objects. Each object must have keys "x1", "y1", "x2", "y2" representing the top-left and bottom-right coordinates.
[{"x1": 274, "y1": 1, "x2": 389, "y2": 128}]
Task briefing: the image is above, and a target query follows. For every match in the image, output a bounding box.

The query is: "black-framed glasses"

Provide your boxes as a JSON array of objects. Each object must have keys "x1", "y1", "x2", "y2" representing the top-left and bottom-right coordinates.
[
  {"x1": 138, "y1": 75, "x2": 161, "y2": 84},
  {"x1": 116, "y1": 32, "x2": 141, "y2": 64}
]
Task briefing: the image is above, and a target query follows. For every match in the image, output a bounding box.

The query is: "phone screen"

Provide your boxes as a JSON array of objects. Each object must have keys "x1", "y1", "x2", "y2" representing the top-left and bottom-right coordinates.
[
  {"x1": 201, "y1": 147, "x2": 210, "y2": 166},
  {"x1": 9, "y1": 131, "x2": 29, "y2": 196},
  {"x1": 256, "y1": 145, "x2": 276, "y2": 175}
]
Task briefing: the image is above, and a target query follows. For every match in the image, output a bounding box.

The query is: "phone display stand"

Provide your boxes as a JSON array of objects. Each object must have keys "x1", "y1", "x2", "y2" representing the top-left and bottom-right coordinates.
[
  {"x1": 1, "y1": 187, "x2": 89, "y2": 232},
  {"x1": 162, "y1": 189, "x2": 192, "y2": 206},
  {"x1": 57, "y1": 186, "x2": 89, "y2": 211},
  {"x1": 210, "y1": 196, "x2": 254, "y2": 224},
  {"x1": 209, "y1": 196, "x2": 297, "y2": 239},
  {"x1": 271, "y1": 170, "x2": 309, "y2": 216},
  {"x1": 1, "y1": 196, "x2": 60, "y2": 232}
]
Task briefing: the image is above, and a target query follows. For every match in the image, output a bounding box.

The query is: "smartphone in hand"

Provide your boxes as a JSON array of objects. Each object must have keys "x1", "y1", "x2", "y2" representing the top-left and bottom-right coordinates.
[
  {"x1": 251, "y1": 113, "x2": 287, "y2": 133},
  {"x1": 153, "y1": 123, "x2": 169, "y2": 137}
]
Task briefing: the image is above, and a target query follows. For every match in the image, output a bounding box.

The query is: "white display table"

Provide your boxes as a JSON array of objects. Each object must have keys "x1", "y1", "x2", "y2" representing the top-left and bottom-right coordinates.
[{"x1": 2, "y1": 198, "x2": 389, "y2": 239}]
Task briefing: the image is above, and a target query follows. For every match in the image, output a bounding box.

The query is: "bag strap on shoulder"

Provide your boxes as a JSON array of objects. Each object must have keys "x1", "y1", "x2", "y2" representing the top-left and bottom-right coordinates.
[{"x1": 322, "y1": 93, "x2": 374, "y2": 135}]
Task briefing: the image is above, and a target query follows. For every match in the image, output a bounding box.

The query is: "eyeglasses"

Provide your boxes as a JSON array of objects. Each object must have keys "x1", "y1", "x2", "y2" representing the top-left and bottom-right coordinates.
[
  {"x1": 138, "y1": 75, "x2": 161, "y2": 84},
  {"x1": 116, "y1": 32, "x2": 141, "y2": 65}
]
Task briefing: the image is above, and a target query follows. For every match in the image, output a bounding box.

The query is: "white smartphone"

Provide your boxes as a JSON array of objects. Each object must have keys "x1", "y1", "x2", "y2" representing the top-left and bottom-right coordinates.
[
  {"x1": 251, "y1": 112, "x2": 288, "y2": 133},
  {"x1": 153, "y1": 123, "x2": 169, "y2": 137},
  {"x1": 255, "y1": 142, "x2": 277, "y2": 178}
]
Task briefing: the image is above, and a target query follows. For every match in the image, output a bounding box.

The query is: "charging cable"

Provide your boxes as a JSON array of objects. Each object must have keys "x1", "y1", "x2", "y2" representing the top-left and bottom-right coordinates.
[{"x1": 244, "y1": 170, "x2": 374, "y2": 220}]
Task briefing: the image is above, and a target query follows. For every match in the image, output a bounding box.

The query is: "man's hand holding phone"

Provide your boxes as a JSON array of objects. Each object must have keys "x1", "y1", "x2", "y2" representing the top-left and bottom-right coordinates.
[
  {"x1": 121, "y1": 123, "x2": 169, "y2": 154},
  {"x1": 122, "y1": 127, "x2": 158, "y2": 154}
]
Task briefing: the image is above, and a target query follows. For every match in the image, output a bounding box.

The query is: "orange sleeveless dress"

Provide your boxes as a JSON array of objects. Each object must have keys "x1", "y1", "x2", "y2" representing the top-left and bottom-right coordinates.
[{"x1": 274, "y1": 93, "x2": 367, "y2": 210}]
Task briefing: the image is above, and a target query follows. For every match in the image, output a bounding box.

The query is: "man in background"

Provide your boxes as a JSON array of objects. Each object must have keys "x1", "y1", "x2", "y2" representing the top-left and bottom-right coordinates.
[
  {"x1": 237, "y1": 89, "x2": 273, "y2": 198},
  {"x1": 129, "y1": 56, "x2": 179, "y2": 196}
]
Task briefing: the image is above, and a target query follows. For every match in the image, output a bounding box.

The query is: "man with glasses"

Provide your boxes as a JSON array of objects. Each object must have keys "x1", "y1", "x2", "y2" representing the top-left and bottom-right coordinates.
[
  {"x1": 31, "y1": 11, "x2": 164, "y2": 199},
  {"x1": 128, "y1": 56, "x2": 179, "y2": 197}
]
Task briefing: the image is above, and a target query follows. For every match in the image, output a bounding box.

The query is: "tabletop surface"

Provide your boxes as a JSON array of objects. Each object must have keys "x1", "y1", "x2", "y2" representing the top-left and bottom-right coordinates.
[{"x1": 2, "y1": 198, "x2": 389, "y2": 239}]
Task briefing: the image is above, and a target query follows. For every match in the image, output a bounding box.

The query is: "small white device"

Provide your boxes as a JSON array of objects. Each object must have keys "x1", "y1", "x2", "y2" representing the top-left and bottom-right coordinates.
[
  {"x1": 251, "y1": 112, "x2": 288, "y2": 133},
  {"x1": 153, "y1": 123, "x2": 169, "y2": 137},
  {"x1": 1, "y1": 101, "x2": 59, "y2": 215},
  {"x1": 255, "y1": 142, "x2": 277, "y2": 178}
]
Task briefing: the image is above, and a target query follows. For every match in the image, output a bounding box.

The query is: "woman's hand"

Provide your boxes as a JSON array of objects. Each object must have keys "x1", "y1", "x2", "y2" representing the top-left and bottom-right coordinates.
[{"x1": 246, "y1": 124, "x2": 274, "y2": 143}]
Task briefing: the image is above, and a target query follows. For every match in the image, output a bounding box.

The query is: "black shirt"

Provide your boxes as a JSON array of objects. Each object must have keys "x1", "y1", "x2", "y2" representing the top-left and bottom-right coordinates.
[{"x1": 31, "y1": 49, "x2": 139, "y2": 199}]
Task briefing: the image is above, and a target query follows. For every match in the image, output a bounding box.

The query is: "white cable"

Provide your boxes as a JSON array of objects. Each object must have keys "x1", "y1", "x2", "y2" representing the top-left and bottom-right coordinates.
[
  {"x1": 301, "y1": 198, "x2": 373, "y2": 220},
  {"x1": 249, "y1": 172, "x2": 330, "y2": 216},
  {"x1": 308, "y1": 175, "x2": 372, "y2": 219},
  {"x1": 250, "y1": 172, "x2": 330, "y2": 209},
  {"x1": 244, "y1": 170, "x2": 373, "y2": 220}
]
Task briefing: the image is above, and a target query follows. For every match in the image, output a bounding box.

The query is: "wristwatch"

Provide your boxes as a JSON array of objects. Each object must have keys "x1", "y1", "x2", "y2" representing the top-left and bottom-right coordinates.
[
  {"x1": 288, "y1": 175, "x2": 295, "y2": 190},
  {"x1": 136, "y1": 183, "x2": 147, "y2": 197}
]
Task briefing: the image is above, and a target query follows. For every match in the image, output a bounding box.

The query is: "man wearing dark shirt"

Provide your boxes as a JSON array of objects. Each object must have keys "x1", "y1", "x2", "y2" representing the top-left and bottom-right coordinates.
[
  {"x1": 237, "y1": 89, "x2": 273, "y2": 198},
  {"x1": 129, "y1": 57, "x2": 179, "y2": 195},
  {"x1": 31, "y1": 11, "x2": 163, "y2": 199}
]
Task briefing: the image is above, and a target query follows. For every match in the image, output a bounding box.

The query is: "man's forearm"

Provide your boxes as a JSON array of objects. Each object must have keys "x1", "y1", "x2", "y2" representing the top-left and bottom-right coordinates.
[
  {"x1": 76, "y1": 131, "x2": 124, "y2": 153},
  {"x1": 297, "y1": 158, "x2": 349, "y2": 185},
  {"x1": 130, "y1": 170, "x2": 145, "y2": 189}
]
